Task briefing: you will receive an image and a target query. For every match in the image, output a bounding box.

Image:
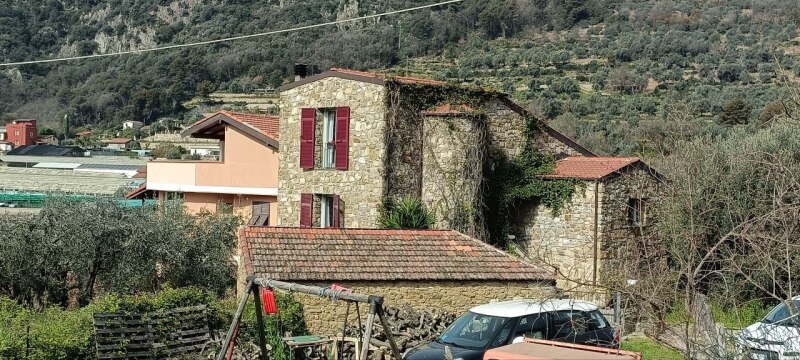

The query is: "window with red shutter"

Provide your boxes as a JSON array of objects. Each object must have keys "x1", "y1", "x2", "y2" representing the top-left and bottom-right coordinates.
[
  {"x1": 300, "y1": 193, "x2": 313, "y2": 227},
  {"x1": 300, "y1": 108, "x2": 316, "y2": 169},
  {"x1": 334, "y1": 195, "x2": 345, "y2": 228},
  {"x1": 334, "y1": 107, "x2": 350, "y2": 170}
]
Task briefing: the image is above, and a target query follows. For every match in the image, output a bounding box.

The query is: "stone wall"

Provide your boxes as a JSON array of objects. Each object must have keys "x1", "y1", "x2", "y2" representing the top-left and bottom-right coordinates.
[
  {"x1": 482, "y1": 98, "x2": 528, "y2": 160},
  {"x1": 383, "y1": 86, "x2": 425, "y2": 201},
  {"x1": 277, "y1": 77, "x2": 387, "y2": 228},
  {"x1": 517, "y1": 167, "x2": 662, "y2": 301},
  {"x1": 421, "y1": 114, "x2": 485, "y2": 236},
  {"x1": 295, "y1": 280, "x2": 556, "y2": 334},
  {"x1": 533, "y1": 130, "x2": 585, "y2": 158},
  {"x1": 598, "y1": 167, "x2": 663, "y2": 280},
  {"x1": 516, "y1": 182, "x2": 602, "y2": 299}
]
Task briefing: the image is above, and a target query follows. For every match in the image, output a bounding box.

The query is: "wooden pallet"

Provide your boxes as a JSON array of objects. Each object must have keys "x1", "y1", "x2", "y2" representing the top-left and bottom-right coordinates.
[{"x1": 93, "y1": 305, "x2": 210, "y2": 359}]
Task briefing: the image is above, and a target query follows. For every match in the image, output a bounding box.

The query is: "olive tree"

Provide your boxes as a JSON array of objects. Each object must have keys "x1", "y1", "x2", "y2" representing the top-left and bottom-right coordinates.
[{"x1": 0, "y1": 198, "x2": 240, "y2": 308}]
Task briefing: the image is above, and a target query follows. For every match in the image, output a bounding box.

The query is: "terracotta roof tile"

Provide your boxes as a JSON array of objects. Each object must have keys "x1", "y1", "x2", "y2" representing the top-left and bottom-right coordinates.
[
  {"x1": 219, "y1": 111, "x2": 280, "y2": 140},
  {"x1": 107, "y1": 138, "x2": 132, "y2": 144},
  {"x1": 240, "y1": 227, "x2": 554, "y2": 282},
  {"x1": 544, "y1": 156, "x2": 641, "y2": 180}
]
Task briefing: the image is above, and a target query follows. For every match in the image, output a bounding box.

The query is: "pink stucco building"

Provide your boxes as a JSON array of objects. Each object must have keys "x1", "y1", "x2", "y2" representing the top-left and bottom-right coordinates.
[{"x1": 135, "y1": 111, "x2": 279, "y2": 225}]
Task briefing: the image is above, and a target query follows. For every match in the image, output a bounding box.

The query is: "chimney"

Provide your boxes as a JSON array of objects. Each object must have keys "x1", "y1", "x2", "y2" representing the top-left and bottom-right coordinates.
[{"x1": 294, "y1": 63, "x2": 308, "y2": 81}]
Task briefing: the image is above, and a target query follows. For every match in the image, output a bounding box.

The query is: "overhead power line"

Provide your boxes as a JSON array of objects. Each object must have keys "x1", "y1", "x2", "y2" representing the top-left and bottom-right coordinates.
[{"x1": 0, "y1": 0, "x2": 463, "y2": 67}]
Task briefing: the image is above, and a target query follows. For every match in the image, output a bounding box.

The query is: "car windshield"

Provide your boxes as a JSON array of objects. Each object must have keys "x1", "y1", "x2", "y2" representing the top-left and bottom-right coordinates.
[
  {"x1": 763, "y1": 300, "x2": 800, "y2": 326},
  {"x1": 438, "y1": 311, "x2": 510, "y2": 350}
]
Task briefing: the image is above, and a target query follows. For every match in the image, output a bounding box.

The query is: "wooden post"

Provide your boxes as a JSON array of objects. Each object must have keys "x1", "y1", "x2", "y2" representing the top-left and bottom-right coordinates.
[
  {"x1": 251, "y1": 283, "x2": 269, "y2": 360},
  {"x1": 359, "y1": 302, "x2": 378, "y2": 360},
  {"x1": 377, "y1": 306, "x2": 402, "y2": 360},
  {"x1": 216, "y1": 280, "x2": 252, "y2": 360}
]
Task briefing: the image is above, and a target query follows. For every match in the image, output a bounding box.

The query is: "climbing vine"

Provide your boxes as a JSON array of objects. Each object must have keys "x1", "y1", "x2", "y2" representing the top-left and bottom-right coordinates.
[
  {"x1": 485, "y1": 130, "x2": 579, "y2": 247},
  {"x1": 380, "y1": 78, "x2": 578, "y2": 246}
]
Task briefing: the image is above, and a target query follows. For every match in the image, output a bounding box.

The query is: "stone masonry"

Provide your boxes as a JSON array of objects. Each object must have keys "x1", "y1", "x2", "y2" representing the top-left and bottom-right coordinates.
[
  {"x1": 519, "y1": 165, "x2": 662, "y2": 301},
  {"x1": 278, "y1": 77, "x2": 387, "y2": 228},
  {"x1": 296, "y1": 280, "x2": 556, "y2": 334},
  {"x1": 421, "y1": 114, "x2": 485, "y2": 234}
]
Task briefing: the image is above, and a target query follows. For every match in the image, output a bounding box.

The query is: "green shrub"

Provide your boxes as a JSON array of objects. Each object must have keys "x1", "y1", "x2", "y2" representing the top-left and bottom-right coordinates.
[
  {"x1": 379, "y1": 197, "x2": 436, "y2": 229},
  {"x1": 0, "y1": 288, "x2": 308, "y2": 360}
]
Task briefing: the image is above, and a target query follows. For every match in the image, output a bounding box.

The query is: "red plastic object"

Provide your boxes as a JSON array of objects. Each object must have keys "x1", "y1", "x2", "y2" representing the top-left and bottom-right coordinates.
[
  {"x1": 329, "y1": 283, "x2": 352, "y2": 293},
  {"x1": 260, "y1": 288, "x2": 278, "y2": 315}
]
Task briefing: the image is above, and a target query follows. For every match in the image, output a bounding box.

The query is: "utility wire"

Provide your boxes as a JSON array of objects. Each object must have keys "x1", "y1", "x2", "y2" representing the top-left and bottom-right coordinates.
[{"x1": 0, "y1": 0, "x2": 463, "y2": 67}]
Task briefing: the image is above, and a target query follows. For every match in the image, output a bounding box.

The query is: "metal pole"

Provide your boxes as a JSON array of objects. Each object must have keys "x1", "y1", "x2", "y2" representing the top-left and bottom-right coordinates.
[
  {"x1": 216, "y1": 280, "x2": 253, "y2": 360},
  {"x1": 377, "y1": 306, "x2": 402, "y2": 360},
  {"x1": 359, "y1": 302, "x2": 378, "y2": 360},
  {"x1": 251, "y1": 283, "x2": 269, "y2": 360},
  {"x1": 254, "y1": 278, "x2": 377, "y2": 304},
  {"x1": 614, "y1": 292, "x2": 621, "y2": 325}
]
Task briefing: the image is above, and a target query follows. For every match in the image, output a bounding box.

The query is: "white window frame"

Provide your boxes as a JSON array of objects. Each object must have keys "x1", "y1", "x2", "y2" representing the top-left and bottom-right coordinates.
[
  {"x1": 321, "y1": 109, "x2": 337, "y2": 168},
  {"x1": 320, "y1": 195, "x2": 334, "y2": 228}
]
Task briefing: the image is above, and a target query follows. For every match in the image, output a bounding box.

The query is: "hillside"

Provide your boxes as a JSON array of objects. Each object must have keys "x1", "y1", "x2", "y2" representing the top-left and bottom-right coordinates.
[{"x1": 1, "y1": 0, "x2": 799, "y2": 155}]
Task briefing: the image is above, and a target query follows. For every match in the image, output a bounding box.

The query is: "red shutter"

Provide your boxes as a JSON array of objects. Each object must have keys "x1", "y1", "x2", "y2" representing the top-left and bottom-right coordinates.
[
  {"x1": 338, "y1": 197, "x2": 345, "y2": 228},
  {"x1": 332, "y1": 195, "x2": 345, "y2": 228},
  {"x1": 300, "y1": 108, "x2": 316, "y2": 169},
  {"x1": 300, "y1": 193, "x2": 313, "y2": 228},
  {"x1": 332, "y1": 195, "x2": 340, "y2": 228},
  {"x1": 335, "y1": 107, "x2": 350, "y2": 170}
]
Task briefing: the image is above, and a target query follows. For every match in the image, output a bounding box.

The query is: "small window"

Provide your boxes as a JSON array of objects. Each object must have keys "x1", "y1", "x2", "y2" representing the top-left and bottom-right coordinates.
[
  {"x1": 321, "y1": 109, "x2": 337, "y2": 168},
  {"x1": 320, "y1": 195, "x2": 334, "y2": 228},
  {"x1": 14, "y1": 130, "x2": 19, "y2": 136},
  {"x1": 628, "y1": 198, "x2": 647, "y2": 226},
  {"x1": 248, "y1": 201, "x2": 270, "y2": 226}
]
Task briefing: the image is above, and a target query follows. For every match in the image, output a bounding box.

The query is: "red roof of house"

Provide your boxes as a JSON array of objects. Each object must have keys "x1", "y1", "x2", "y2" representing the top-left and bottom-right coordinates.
[
  {"x1": 219, "y1": 111, "x2": 280, "y2": 140},
  {"x1": 125, "y1": 183, "x2": 148, "y2": 199},
  {"x1": 132, "y1": 166, "x2": 147, "y2": 179},
  {"x1": 329, "y1": 68, "x2": 447, "y2": 86},
  {"x1": 75, "y1": 131, "x2": 92, "y2": 137},
  {"x1": 240, "y1": 227, "x2": 554, "y2": 282},
  {"x1": 544, "y1": 157, "x2": 642, "y2": 180},
  {"x1": 108, "y1": 138, "x2": 132, "y2": 144},
  {"x1": 422, "y1": 103, "x2": 476, "y2": 116}
]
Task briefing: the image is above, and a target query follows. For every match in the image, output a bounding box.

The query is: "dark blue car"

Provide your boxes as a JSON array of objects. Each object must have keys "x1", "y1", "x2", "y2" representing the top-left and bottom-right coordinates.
[{"x1": 403, "y1": 299, "x2": 619, "y2": 360}]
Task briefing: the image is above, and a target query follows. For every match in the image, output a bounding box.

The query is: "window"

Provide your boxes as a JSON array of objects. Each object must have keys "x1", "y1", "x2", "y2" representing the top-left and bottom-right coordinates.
[
  {"x1": 321, "y1": 109, "x2": 336, "y2": 168},
  {"x1": 514, "y1": 313, "x2": 549, "y2": 341},
  {"x1": 438, "y1": 311, "x2": 510, "y2": 350},
  {"x1": 299, "y1": 107, "x2": 350, "y2": 170},
  {"x1": 14, "y1": 130, "x2": 19, "y2": 136},
  {"x1": 300, "y1": 193, "x2": 345, "y2": 228},
  {"x1": 551, "y1": 310, "x2": 589, "y2": 339},
  {"x1": 320, "y1": 195, "x2": 334, "y2": 228},
  {"x1": 627, "y1": 198, "x2": 647, "y2": 226},
  {"x1": 248, "y1": 202, "x2": 270, "y2": 226}
]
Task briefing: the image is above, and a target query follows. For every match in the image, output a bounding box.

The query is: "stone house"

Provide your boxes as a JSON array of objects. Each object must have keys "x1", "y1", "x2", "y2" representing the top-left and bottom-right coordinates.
[
  {"x1": 276, "y1": 68, "x2": 593, "y2": 234},
  {"x1": 275, "y1": 67, "x2": 663, "y2": 298},
  {"x1": 518, "y1": 156, "x2": 663, "y2": 300},
  {"x1": 239, "y1": 227, "x2": 556, "y2": 333}
]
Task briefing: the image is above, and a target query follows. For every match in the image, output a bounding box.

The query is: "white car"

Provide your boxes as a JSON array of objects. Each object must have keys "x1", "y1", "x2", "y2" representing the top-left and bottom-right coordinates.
[{"x1": 739, "y1": 296, "x2": 800, "y2": 360}]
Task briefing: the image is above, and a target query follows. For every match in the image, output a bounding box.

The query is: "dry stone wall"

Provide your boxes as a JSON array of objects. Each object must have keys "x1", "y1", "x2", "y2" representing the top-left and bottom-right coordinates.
[
  {"x1": 296, "y1": 280, "x2": 556, "y2": 334},
  {"x1": 421, "y1": 115, "x2": 485, "y2": 236},
  {"x1": 277, "y1": 77, "x2": 387, "y2": 228},
  {"x1": 517, "y1": 182, "x2": 602, "y2": 298},
  {"x1": 598, "y1": 167, "x2": 663, "y2": 281}
]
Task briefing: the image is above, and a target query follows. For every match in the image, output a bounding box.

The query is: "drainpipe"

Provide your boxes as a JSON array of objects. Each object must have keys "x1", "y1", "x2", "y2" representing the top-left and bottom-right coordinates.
[{"x1": 592, "y1": 180, "x2": 600, "y2": 286}]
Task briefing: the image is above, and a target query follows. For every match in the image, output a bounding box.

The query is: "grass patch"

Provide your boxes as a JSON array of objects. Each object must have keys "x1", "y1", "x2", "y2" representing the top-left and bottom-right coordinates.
[
  {"x1": 665, "y1": 300, "x2": 770, "y2": 328},
  {"x1": 622, "y1": 338, "x2": 683, "y2": 360}
]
